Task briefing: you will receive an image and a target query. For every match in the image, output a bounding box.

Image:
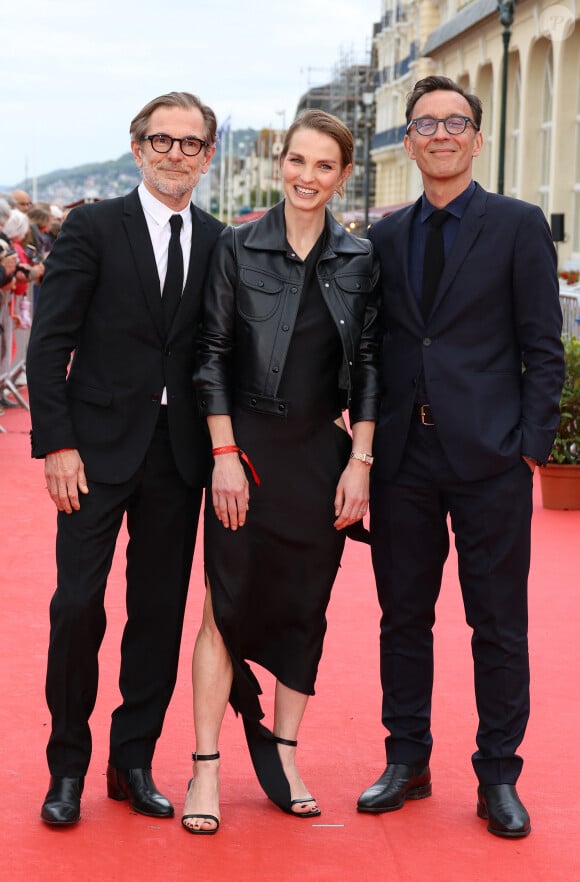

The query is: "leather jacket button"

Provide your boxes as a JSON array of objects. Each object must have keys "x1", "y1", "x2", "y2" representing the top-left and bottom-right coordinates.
[
  {"x1": 282, "y1": 324, "x2": 289, "y2": 331},
  {"x1": 258, "y1": 280, "x2": 264, "y2": 287},
  {"x1": 278, "y1": 403, "x2": 286, "y2": 412},
  {"x1": 290, "y1": 286, "x2": 298, "y2": 294},
  {"x1": 250, "y1": 398, "x2": 257, "y2": 406},
  {"x1": 272, "y1": 366, "x2": 279, "y2": 373},
  {"x1": 356, "y1": 282, "x2": 361, "y2": 289}
]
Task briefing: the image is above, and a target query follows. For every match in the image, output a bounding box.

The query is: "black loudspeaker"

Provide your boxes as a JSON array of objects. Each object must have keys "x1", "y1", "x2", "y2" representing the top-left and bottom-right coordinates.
[{"x1": 550, "y1": 213, "x2": 565, "y2": 242}]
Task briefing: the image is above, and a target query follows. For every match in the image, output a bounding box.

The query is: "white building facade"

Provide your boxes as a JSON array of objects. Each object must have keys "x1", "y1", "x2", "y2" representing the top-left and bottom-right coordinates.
[{"x1": 371, "y1": 0, "x2": 580, "y2": 263}]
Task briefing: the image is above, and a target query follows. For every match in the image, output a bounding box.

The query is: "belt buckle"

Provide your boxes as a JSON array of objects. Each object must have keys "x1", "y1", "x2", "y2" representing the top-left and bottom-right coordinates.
[{"x1": 419, "y1": 404, "x2": 435, "y2": 426}]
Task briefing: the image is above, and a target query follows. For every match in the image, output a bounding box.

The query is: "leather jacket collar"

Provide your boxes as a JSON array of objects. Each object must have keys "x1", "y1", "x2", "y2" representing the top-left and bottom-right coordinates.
[{"x1": 243, "y1": 200, "x2": 369, "y2": 257}]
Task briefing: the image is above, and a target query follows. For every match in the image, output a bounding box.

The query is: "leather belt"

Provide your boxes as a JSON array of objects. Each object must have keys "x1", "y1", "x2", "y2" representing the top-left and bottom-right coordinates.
[{"x1": 416, "y1": 403, "x2": 435, "y2": 426}]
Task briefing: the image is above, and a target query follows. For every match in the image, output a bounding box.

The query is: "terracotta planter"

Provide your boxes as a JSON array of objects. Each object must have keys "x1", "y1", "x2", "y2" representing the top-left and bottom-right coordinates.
[{"x1": 539, "y1": 464, "x2": 580, "y2": 510}]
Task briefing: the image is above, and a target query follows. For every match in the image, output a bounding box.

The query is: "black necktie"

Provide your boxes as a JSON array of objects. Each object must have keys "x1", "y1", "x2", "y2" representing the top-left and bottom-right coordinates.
[
  {"x1": 421, "y1": 209, "x2": 449, "y2": 320},
  {"x1": 163, "y1": 214, "x2": 184, "y2": 333}
]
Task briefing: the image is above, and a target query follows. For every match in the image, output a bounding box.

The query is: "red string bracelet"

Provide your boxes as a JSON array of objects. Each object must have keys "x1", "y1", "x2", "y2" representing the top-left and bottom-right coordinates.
[{"x1": 212, "y1": 445, "x2": 261, "y2": 486}]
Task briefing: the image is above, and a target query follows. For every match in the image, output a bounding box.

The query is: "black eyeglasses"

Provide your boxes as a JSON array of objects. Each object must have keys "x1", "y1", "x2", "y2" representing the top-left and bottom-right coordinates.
[
  {"x1": 141, "y1": 133, "x2": 208, "y2": 156},
  {"x1": 406, "y1": 116, "x2": 478, "y2": 137}
]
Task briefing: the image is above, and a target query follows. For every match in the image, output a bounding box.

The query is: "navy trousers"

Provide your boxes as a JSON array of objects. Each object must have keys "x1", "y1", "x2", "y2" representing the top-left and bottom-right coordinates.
[{"x1": 370, "y1": 419, "x2": 533, "y2": 785}]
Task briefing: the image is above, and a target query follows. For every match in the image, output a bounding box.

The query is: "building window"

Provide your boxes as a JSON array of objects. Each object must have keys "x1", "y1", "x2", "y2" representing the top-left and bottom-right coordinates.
[{"x1": 538, "y1": 47, "x2": 553, "y2": 215}]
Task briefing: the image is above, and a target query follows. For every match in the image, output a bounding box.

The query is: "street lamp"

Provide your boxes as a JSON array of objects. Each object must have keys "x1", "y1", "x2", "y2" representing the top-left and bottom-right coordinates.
[
  {"x1": 362, "y1": 88, "x2": 374, "y2": 232},
  {"x1": 497, "y1": 0, "x2": 517, "y2": 195}
]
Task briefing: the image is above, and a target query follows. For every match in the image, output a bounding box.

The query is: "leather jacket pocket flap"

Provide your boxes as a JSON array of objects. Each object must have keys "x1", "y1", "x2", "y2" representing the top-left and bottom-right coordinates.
[
  {"x1": 240, "y1": 268, "x2": 284, "y2": 294},
  {"x1": 335, "y1": 274, "x2": 372, "y2": 294},
  {"x1": 67, "y1": 380, "x2": 113, "y2": 407},
  {"x1": 238, "y1": 268, "x2": 284, "y2": 320}
]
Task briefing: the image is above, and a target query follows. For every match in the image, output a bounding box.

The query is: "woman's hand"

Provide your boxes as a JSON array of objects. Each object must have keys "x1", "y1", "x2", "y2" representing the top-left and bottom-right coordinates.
[
  {"x1": 212, "y1": 453, "x2": 250, "y2": 530},
  {"x1": 333, "y1": 459, "x2": 370, "y2": 530}
]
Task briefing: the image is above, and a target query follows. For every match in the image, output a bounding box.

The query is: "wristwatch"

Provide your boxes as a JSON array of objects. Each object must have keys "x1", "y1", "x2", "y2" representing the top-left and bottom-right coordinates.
[{"x1": 349, "y1": 451, "x2": 374, "y2": 466}]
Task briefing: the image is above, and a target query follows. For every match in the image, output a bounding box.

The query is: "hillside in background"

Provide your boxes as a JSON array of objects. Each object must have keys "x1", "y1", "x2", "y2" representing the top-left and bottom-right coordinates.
[
  {"x1": 6, "y1": 129, "x2": 259, "y2": 207},
  {"x1": 7, "y1": 153, "x2": 142, "y2": 206}
]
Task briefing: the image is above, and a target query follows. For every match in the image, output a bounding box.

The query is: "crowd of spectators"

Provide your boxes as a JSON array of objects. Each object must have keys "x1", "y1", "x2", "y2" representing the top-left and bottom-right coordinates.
[{"x1": 0, "y1": 189, "x2": 65, "y2": 417}]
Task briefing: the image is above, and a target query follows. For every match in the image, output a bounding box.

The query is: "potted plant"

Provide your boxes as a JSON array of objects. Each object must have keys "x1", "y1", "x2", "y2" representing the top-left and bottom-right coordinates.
[
  {"x1": 539, "y1": 334, "x2": 580, "y2": 510},
  {"x1": 558, "y1": 269, "x2": 580, "y2": 287}
]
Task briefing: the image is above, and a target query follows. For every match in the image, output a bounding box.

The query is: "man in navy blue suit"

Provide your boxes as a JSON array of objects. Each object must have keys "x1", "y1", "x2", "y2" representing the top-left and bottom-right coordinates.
[{"x1": 357, "y1": 76, "x2": 564, "y2": 837}]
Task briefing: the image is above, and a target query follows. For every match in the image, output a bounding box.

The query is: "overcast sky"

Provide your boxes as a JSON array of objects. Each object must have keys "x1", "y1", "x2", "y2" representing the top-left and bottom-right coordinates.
[{"x1": 2, "y1": 0, "x2": 380, "y2": 187}]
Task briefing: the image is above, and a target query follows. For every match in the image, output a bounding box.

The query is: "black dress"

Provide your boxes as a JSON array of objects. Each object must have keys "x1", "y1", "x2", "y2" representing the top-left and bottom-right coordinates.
[{"x1": 204, "y1": 231, "x2": 353, "y2": 807}]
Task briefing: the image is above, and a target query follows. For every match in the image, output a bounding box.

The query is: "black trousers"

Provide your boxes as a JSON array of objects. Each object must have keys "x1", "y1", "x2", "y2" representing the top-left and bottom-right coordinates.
[
  {"x1": 370, "y1": 420, "x2": 532, "y2": 785},
  {"x1": 45, "y1": 411, "x2": 202, "y2": 776}
]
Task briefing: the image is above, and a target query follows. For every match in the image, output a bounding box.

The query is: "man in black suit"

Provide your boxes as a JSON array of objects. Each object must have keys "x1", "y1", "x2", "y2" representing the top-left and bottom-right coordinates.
[
  {"x1": 27, "y1": 91, "x2": 224, "y2": 826},
  {"x1": 357, "y1": 77, "x2": 564, "y2": 837}
]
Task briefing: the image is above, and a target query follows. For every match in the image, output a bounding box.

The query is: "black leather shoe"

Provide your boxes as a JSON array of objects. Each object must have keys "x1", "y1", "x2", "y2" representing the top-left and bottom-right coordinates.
[
  {"x1": 477, "y1": 784, "x2": 531, "y2": 838},
  {"x1": 357, "y1": 764, "x2": 432, "y2": 813},
  {"x1": 106, "y1": 765, "x2": 174, "y2": 818},
  {"x1": 41, "y1": 776, "x2": 84, "y2": 825}
]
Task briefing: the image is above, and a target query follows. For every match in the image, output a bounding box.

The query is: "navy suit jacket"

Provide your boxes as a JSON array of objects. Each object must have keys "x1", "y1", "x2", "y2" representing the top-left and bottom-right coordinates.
[
  {"x1": 27, "y1": 188, "x2": 224, "y2": 487},
  {"x1": 368, "y1": 183, "x2": 564, "y2": 482}
]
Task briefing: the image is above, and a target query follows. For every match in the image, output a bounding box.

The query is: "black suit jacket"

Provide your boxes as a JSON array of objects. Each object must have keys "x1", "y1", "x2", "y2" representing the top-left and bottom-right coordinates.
[
  {"x1": 27, "y1": 188, "x2": 224, "y2": 487},
  {"x1": 368, "y1": 183, "x2": 564, "y2": 482}
]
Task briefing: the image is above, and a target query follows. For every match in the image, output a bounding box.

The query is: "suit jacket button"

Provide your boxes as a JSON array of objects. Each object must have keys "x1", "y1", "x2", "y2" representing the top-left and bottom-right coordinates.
[{"x1": 423, "y1": 337, "x2": 432, "y2": 347}]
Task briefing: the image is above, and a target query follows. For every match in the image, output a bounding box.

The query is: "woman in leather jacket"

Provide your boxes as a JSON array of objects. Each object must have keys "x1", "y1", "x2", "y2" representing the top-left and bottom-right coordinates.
[{"x1": 182, "y1": 110, "x2": 380, "y2": 834}]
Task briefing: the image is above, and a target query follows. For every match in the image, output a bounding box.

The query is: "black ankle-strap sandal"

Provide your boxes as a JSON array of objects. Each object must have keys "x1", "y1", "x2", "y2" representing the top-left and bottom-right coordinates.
[
  {"x1": 272, "y1": 736, "x2": 298, "y2": 747},
  {"x1": 181, "y1": 752, "x2": 221, "y2": 835}
]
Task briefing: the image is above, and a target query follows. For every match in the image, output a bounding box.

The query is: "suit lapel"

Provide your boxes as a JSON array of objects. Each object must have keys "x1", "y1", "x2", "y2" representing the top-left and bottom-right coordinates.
[
  {"x1": 168, "y1": 204, "x2": 212, "y2": 336},
  {"x1": 432, "y1": 184, "x2": 487, "y2": 314},
  {"x1": 122, "y1": 189, "x2": 165, "y2": 338},
  {"x1": 397, "y1": 200, "x2": 423, "y2": 322},
  {"x1": 123, "y1": 194, "x2": 215, "y2": 340}
]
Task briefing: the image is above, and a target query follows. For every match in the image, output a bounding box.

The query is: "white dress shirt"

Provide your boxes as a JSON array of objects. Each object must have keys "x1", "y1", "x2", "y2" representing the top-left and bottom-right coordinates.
[{"x1": 138, "y1": 183, "x2": 193, "y2": 403}]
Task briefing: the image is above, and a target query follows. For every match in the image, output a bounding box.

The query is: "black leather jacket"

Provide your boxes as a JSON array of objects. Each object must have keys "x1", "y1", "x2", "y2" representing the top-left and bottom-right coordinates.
[{"x1": 195, "y1": 201, "x2": 381, "y2": 423}]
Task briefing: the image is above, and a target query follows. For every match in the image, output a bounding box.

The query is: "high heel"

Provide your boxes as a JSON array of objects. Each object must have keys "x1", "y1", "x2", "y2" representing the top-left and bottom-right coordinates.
[
  {"x1": 181, "y1": 752, "x2": 221, "y2": 835},
  {"x1": 272, "y1": 736, "x2": 321, "y2": 819}
]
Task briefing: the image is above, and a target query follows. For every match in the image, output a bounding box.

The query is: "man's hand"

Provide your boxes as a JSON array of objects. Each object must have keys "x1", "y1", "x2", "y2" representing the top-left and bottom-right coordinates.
[{"x1": 44, "y1": 449, "x2": 89, "y2": 513}]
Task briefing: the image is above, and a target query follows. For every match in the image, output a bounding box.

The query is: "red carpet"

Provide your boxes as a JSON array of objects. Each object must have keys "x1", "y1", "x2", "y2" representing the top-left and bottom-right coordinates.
[{"x1": 1, "y1": 396, "x2": 578, "y2": 881}]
